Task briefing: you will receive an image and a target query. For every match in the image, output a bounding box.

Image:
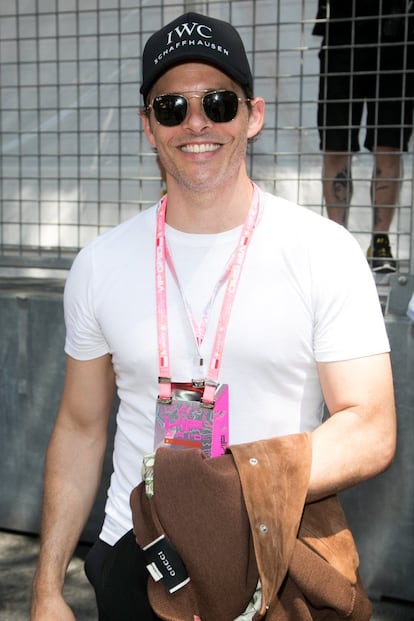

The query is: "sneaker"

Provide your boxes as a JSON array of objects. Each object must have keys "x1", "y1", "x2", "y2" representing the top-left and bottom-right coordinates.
[{"x1": 367, "y1": 234, "x2": 397, "y2": 273}]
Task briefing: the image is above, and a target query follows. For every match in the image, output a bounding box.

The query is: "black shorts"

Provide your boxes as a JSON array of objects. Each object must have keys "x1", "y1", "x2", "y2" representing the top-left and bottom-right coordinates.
[
  {"x1": 84, "y1": 530, "x2": 162, "y2": 621},
  {"x1": 317, "y1": 42, "x2": 414, "y2": 152}
]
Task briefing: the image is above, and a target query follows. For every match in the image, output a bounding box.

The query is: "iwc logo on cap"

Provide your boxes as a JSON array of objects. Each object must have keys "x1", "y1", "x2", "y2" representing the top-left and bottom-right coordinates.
[{"x1": 153, "y1": 19, "x2": 229, "y2": 66}]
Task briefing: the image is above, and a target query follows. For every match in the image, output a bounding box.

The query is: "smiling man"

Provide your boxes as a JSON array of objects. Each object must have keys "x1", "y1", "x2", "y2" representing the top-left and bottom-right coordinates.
[{"x1": 31, "y1": 12, "x2": 396, "y2": 621}]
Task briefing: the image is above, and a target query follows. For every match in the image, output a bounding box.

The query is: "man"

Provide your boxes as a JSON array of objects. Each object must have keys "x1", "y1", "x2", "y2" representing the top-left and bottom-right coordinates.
[
  {"x1": 31, "y1": 12, "x2": 396, "y2": 620},
  {"x1": 314, "y1": 0, "x2": 414, "y2": 273}
]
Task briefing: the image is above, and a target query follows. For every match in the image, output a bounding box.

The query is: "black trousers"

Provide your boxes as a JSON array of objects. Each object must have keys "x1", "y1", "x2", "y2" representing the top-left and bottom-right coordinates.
[{"x1": 84, "y1": 529, "x2": 162, "y2": 621}]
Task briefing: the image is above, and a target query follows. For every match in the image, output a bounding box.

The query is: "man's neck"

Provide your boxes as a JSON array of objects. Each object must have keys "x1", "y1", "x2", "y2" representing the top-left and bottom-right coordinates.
[{"x1": 164, "y1": 175, "x2": 254, "y2": 234}]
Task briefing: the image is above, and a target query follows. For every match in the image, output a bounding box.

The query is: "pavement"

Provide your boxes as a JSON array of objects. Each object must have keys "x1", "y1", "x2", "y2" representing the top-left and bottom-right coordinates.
[
  {"x1": 0, "y1": 530, "x2": 95, "y2": 621},
  {"x1": 0, "y1": 529, "x2": 413, "y2": 621}
]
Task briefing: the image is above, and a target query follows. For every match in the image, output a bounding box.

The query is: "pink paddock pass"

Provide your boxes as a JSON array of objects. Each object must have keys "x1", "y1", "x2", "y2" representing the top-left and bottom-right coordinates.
[{"x1": 154, "y1": 382, "x2": 229, "y2": 458}]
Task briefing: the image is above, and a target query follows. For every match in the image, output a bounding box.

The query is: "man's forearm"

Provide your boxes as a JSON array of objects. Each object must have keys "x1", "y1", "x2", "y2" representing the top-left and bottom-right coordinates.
[
  {"x1": 308, "y1": 402, "x2": 396, "y2": 503},
  {"x1": 32, "y1": 421, "x2": 107, "y2": 607}
]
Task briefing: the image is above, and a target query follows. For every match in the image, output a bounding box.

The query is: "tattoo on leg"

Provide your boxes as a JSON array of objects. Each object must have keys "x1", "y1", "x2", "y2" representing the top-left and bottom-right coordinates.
[
  {"x1": 332, "y1": 169, "x2": 352, "y2": 206},
  {"x1": 371, "y1": 165, "x2": 389, "y2": 203}
]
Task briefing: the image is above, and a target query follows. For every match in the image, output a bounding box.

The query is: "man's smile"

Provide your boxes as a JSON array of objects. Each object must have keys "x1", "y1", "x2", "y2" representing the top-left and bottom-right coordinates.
[{"x1": 180, "y1": 143, "x2": 221, "y2": 153}]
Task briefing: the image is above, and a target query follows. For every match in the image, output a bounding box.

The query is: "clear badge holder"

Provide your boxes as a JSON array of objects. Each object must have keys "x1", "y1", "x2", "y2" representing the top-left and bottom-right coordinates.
[{"x1": 155, "y1": 382, "x2": 229, "y2": 458}]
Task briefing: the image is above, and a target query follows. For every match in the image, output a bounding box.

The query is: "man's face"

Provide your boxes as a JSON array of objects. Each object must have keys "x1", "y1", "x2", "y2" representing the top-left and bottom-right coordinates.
[{"x1": 141, "y1": 62, "x2": 264, "y2": 195}]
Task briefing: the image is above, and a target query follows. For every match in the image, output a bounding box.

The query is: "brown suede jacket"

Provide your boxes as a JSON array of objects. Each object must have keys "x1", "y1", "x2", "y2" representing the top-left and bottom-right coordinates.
[{"x1": 130, "y1": 432, "x2": 372, "y2": 621}]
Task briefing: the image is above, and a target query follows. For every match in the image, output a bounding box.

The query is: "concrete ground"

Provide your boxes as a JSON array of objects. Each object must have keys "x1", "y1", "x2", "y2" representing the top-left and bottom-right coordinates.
[
  {"x1": 0, "y1": 530, "x2": 95, "y2": 620},
  {"x1": 1, "y1": 530, "x2": 413, "y2": 621}
]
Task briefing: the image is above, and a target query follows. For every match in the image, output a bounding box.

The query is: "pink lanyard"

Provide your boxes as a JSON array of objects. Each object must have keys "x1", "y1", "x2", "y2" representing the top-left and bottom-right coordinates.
[
  {"x1": 155, "y1": 183, "x2": 260, "y2": 406},
  {"x1": 165, "y1": 244, "x2": 233, "y2": 350}
]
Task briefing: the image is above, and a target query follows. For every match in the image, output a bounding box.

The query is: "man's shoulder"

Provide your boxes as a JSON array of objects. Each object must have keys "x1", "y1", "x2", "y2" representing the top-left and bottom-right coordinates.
[
  {"x1": 70, "y1": 204, "x2": 157, "y2": 278},
  {"x1": 82, "y1": 203, "x2": 157, "y2": 254},
  {"x1": 260, "y1": 189, "x2": 359, "y2": 253},
  {"x1": 261, "y1": 190, "x2": 331, "y2": 228}
]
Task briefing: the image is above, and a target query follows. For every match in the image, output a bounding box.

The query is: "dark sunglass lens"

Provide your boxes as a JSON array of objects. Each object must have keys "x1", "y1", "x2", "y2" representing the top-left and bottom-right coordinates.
[
  {"x1": 203, "y1": 91, "x2": 239, "y2": 123},
  {"x1": 153, "y1": 95, "x2": 187, "y2": 126}
]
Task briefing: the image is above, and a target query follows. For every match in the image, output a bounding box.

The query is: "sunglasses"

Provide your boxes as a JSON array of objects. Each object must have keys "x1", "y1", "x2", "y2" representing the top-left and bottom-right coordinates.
[{"x1": 145, "y1": 89, "x2": 250, "y2": 127}]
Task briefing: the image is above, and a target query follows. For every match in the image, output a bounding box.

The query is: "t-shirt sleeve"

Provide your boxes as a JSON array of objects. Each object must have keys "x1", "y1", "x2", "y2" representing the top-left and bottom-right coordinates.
[
  {"x1": 311, "y1": 224, "x2": 390, "y2": 362},
  {"x1": 64, "y1": 245, "x2": 111, "y2": 360}
]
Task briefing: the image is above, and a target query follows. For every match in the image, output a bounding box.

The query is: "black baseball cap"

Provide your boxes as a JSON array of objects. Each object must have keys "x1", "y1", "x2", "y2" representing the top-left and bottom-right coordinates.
[{"x1": 140, "y1": 12, "x2": 253, "y2": 100}]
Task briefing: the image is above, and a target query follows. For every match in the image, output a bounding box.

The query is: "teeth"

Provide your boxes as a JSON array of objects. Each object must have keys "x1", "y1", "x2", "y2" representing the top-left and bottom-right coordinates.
[{"x1": 181, "y1": 143, "x2": 220, "y2": 153}]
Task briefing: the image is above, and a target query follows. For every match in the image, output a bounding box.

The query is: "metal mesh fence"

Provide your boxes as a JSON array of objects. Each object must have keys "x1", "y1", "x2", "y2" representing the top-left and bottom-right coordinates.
[{"x1": 1, "y1": 0, "x2": 413, "y2": 272}]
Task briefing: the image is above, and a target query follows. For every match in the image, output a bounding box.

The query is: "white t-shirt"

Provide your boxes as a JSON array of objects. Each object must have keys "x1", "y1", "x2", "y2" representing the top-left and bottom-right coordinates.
[{"x1": 64, "y1": 188, "x2": 390, "y2": 545}]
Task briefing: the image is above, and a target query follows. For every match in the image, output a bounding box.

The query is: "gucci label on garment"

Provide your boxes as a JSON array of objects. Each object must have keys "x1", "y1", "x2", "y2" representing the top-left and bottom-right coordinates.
[{"x1": 142, "y1": 534, "x2": 190, "y2": 593}]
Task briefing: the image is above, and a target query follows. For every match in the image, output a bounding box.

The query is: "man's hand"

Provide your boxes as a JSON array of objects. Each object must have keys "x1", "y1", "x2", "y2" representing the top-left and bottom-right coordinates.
[{"x1": 31, "y1": 592, "x2": 76, "y2": 621}]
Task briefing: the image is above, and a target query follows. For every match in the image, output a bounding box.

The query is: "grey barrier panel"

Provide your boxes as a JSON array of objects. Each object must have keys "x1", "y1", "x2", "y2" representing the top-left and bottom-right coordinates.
[{"x1": 0, "y1": 280, "x2": 115, "y2": 543}]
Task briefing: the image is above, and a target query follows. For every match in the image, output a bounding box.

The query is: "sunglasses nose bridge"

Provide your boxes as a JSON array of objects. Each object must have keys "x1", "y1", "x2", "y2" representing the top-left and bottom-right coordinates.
[{"x1": 184, "y1": 94, "x2": 213, "y2": 126}]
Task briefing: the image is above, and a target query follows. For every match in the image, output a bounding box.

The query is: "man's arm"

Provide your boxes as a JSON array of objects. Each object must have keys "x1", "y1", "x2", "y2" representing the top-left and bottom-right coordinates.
[
  {"x1": 31, "y1": 354, "x2": 115, "y2": 621},
  {"x1": 309, "y1": 352, "x2": 396, "y2": 501}
]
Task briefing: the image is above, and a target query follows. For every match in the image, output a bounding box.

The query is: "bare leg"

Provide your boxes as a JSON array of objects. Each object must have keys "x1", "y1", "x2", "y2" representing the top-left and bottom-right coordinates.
[
  {"x1": 371, "y1": 146, "x2": 402, "y2": 233},
  {"x1": 322, "y1": 152, "x2": 353, "y2": 227},
  {"x1": 368, "y1": 147, "x2": 401, "y2": 272}
]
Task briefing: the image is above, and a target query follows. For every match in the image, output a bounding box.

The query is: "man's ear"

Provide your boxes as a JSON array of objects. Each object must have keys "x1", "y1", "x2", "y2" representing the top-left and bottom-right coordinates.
[
  {"x1": 247, "y1": 97, "x2": 266, "y2": 140},
  {"x1": 140, "y1": 109, "x2": 157, "y2": 149}
]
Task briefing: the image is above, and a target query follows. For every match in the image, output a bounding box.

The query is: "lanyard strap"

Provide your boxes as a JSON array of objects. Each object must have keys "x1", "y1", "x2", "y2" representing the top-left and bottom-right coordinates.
[
  {"x1": 155, "y1": 184, "x2": 260, "y2": 405},
  {"x1": 165, "y1": 243, "x2": 234, "y2": 349}
]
